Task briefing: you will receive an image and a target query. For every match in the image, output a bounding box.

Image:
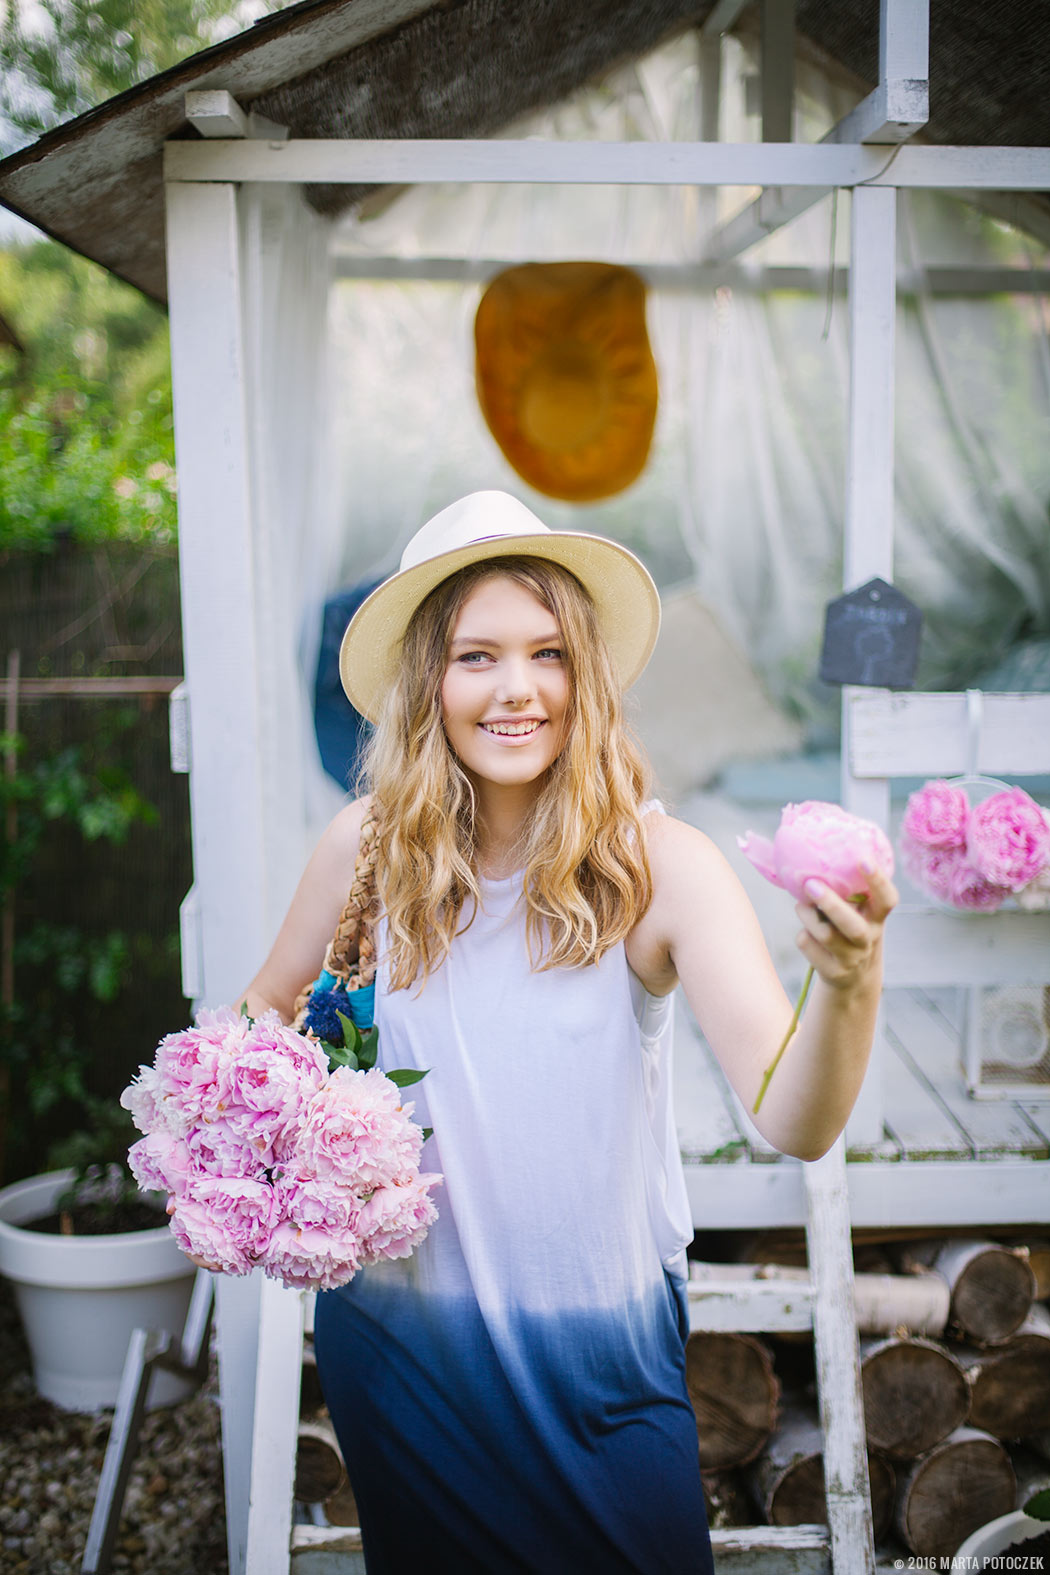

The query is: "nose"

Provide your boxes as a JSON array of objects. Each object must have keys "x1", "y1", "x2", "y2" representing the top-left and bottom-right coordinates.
[{"x1": 494, "y1": 656, "x2": 534, "y2": 706}]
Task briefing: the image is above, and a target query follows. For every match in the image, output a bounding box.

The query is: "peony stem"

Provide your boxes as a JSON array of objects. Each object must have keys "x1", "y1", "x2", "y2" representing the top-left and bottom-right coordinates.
[{"x1": 753, "y1": 965, "x2": 815, "y2": 1115}]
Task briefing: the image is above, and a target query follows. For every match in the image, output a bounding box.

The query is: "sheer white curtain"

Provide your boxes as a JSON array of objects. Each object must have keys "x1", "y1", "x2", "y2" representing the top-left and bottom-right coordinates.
[
  {"x1": 321, "y1": 28, "x2": 1050, "y2": 763},
  {"x1": 238, "y1": 182, "x2": 344, "y2": 886}
]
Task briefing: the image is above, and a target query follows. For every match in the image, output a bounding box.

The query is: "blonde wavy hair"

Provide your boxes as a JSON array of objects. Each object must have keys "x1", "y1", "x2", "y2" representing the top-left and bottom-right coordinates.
[{"x1": 362, "y1": 555, "x2": 654, "y2": 990}]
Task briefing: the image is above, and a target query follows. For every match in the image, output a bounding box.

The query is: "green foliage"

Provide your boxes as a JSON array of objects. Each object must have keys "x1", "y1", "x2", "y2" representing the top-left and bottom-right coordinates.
[
  {"x1": 48, "y1": 1098, "x2": 143, "y2": 1218},
  {"x1": 0, "y1": 0, "x2": 284, "y2": 149},
  {"x1": 0, "y1": 241, "x2": 179, "y2": 550},
  {"x1": 0, "y1": 723, "x2": 158, "y2": 1178},
  {"x1": 1026, "y1": 1489, "x2": 1050, "y2": 1522}
]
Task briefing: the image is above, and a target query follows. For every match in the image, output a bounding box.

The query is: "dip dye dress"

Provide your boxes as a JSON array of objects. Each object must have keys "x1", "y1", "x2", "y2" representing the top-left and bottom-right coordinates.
[{"x1": 313, "y1": 833, "x2": 713, "y2": 1574}]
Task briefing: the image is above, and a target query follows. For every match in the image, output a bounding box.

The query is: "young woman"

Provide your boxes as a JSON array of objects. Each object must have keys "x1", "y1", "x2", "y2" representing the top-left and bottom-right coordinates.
[{"x1": 240, "y1": 490, "x2": 896, "y2": 1575}]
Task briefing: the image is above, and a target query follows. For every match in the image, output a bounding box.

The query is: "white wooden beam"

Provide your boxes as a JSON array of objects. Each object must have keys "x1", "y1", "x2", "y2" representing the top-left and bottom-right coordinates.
[
  {"x1": 702, "y1": 183, "x2": 829, "y2": 263},
  {"x1": 761, "y1": 0, "x2": 795, "y2": 143},
  {"x1": 165, "y1": 177, "x2": 271, "y2": 1575},
  {"x1": 245, "y1": 1282, "x2": 305, "y2": 1575},
  {"x1": 330, "y1": 254, "x2": 1050, "y2": 296},
  {"x1": 163, "y1": 138, "x2": 1050, "y2": 190},
  {"x1": 682, "y1": 1157, "x2": 1050, "y2": 1231},
  {"x1": 848, "y1": 691, "x2": 1050, "y2": 777},
  {"x1": 708, "y1": 0, "x2": 929, "y2": 261},
  {"x1": 840, "y1": 182, "x2": 897, "y2": 1149},
  {"x1": 825, "y1": 0, "x2": 929, "y2": 145},
  {"x1": 883, "y1": 911, "x2": 1050, "y2": 987},
  {"x1": 185, "y1": 88, "x2": 289, "y2": 142}
]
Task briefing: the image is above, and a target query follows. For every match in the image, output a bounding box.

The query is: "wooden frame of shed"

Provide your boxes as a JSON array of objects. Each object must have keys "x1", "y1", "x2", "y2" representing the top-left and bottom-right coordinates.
[{"x1": 3, "y1": 0, "x2": 1049, "y2": 1569}]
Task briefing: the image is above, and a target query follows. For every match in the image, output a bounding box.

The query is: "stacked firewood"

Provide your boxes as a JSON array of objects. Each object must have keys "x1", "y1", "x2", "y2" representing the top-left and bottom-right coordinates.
[{"x1": 688, "y1": 1235, "x2": 1050, "y2": 1561}]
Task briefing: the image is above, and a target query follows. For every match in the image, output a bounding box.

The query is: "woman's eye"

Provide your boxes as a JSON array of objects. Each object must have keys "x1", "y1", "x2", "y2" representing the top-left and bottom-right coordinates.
[
  {"x1": 457, "y1": 651, "x2": 490, "y2": 665},
  {"x1": 535, "y1": 648, "x2": 563, "y2": 662}
]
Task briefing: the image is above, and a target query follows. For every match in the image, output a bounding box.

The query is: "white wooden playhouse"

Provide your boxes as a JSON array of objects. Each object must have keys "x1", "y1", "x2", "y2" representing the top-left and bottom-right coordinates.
[{"x1": 2, "y1": 1, "x2": 1049, "y2": 1570}]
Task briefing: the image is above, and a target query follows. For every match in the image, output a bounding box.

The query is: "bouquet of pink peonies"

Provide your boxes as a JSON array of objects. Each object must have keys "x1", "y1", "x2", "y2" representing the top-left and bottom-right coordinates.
[
  {"x1": 120, "y1": 1006, "x2": 441, "y2": 1290},
  {"x1": 899, "y1": 779, "x2": 1050, "y2": 913}
]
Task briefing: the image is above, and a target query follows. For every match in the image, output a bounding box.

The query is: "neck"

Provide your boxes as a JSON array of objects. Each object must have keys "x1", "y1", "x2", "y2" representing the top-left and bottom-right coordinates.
[{"x1": 471, "y1": 778, "x2": 542, "y2": 878}]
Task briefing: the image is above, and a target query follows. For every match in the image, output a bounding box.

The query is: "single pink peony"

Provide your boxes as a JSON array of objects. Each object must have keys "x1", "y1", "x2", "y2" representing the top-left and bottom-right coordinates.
[
  {"x1": 168, "y1": 1175, "x2": 278, "y2": 1273},
  {"x1": 738, "y1": 800, "x2": 894, "y2": 903},
  {"x1": 966, "y1": 787, "x2": 1050, "y2": 891},
  {"x1": 901, "y1": 780, "x2": 969, "y2": 850},
  {"x1": 900, "y1": 837, "x2": 965, "y2": 904},
  {"x1": 355, "y1": 1174, "x2": 443, "y2": 1266},
  {"x1": 292, "y1": 1067, "x2": 424, "y2": 1191},
  {"x1": 127, "y1": 1130, "x2": 196, "y2": 1197},
  {"x1": 209, "y1": 1039, "x2": 325, "y2": 1167},
  {"x1": 273, "y1": 1167, "x2": 359, "y2": 1235},
  {"x1": 261, "y1": 1220, "x2": 362, "y2": 1292}
]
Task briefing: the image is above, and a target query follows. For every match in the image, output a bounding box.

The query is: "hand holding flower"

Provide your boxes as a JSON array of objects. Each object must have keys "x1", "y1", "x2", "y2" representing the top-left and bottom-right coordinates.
[{"x1": 739, "y1": 801, "x2": 898, "y2": 1113}]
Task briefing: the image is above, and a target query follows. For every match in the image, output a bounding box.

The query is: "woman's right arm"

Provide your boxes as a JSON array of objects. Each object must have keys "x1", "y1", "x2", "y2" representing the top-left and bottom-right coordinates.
[{"x1": 239, "y1": 794, "x2": 371, "y2": 1022}]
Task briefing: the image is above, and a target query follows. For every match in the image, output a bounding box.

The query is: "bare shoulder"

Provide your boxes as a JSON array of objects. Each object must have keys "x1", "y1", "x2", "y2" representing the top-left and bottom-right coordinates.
[
  {"x1": 643, "y1": 810, "x2": 733, "y2": 889},
  {"x1": 628, "y1": 811, "x2": 761, "y2": 994}
]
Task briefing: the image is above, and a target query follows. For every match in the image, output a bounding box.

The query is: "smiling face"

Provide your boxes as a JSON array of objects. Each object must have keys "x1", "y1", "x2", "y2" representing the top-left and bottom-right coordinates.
[{"x1": 440, "y1": 574, "x2": 570, "y2": 797}]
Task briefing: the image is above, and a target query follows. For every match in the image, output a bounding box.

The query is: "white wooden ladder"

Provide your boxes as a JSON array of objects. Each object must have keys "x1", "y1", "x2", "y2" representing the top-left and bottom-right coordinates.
[{"x1": 694, "y1": 1136, "x2": 874, "y2": 1575}]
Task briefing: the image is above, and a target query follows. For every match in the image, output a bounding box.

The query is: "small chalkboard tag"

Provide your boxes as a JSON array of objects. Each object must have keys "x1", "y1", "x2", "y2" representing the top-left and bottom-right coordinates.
[{"x1": 819, "y1": 577, "x2": 922, "y2": 688}]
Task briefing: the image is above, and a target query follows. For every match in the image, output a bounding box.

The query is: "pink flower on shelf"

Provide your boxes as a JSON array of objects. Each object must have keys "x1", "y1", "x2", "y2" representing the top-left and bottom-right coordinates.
[
  {"x1": 901, "y1": 780, "x2": 970, "y2": 850},
  {"x1": 261, "y1": 1220, "x2": 362, "y2": 1292},
  {"x1": 737, "y1": 800, "x2": 895, "y2": 904},
  {"x1": 355, "y1": 1174, "x2": 443, "y2": 1266},
  {"x1": 168, "y1": 1176, "x2": 279, "y2": 1276},
  {"x1": 292, "y1": 1067, "x2": 424, "y2": 1192},
  {"x1": 948, "y1": 861, "x2": 1010, "y2": 913},
  {"x1": 899, "y1": 837, "x2": 963, "y2": 905},
  {"x1": 966, "y1": 787, "x2": 1050, "y2": 891}
]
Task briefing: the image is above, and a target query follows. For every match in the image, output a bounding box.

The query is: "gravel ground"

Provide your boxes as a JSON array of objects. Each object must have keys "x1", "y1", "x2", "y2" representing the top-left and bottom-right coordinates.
[{"x1": 0, "y1": 1276, "x2": 228, "y2": 1575}]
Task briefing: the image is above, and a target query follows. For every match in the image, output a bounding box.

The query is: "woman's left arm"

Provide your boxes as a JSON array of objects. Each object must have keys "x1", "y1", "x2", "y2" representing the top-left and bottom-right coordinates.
[{"x1": 629, "y1": 815, "x2": 897, "y2": 1160}]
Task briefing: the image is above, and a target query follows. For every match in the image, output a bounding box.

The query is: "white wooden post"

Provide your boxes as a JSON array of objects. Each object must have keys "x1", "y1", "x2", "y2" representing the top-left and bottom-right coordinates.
[
  {"x1": 165, "y1": 177, "x2": 270, "y2": 1575},
  {"x1": 841, "y1": 181, "x2": 898, "y2": 1151}
]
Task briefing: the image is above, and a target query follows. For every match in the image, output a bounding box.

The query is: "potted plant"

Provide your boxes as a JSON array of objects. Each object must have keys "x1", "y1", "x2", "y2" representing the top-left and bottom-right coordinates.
[
  {"x1": 0, "y1": 1098, "x2": 196, "y2": 1410},
  {"x1": 954, "y1": 1488, "x2": 1050, "y2": 1565}
]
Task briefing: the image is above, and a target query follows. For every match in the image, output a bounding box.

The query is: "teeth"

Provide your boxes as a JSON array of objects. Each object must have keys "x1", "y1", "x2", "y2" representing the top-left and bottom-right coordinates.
[{"x1": 482, "y1": 721, "x2": 541, "y2": 736}]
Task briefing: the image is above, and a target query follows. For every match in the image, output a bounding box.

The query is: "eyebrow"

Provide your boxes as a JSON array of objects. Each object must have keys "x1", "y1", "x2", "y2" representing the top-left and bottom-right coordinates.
[{"x1": 450, "y1": 632, "x2": 561, "y2": 650}]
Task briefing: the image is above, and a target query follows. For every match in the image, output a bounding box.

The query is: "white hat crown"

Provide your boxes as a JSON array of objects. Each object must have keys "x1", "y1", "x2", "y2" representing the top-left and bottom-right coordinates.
[{"x1": 400, "y1": 491, "x2": 551, "y2": 573}]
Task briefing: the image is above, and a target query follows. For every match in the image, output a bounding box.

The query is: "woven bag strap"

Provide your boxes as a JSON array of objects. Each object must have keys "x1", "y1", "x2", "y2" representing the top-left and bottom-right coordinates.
[{"x1": 291, "y1": 806, "x2": 379, "y2": 1025}]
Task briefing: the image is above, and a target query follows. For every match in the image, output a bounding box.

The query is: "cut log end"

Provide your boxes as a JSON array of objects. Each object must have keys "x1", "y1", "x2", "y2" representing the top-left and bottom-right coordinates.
[
  {"x1": 686, "y1": 1331, "x2": 780, "y2": 1469},
  {"x1": 861, "y1": 1337, "x2": 970, "y2": 1459},
  {"x1": 896, "y1": 1428, "x2": 1016, "y2": 1561}
]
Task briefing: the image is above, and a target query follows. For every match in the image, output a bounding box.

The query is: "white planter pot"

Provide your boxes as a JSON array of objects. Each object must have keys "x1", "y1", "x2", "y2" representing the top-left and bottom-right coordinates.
[
  {"x1": 0, "y1": 1169, "x2": 197, "y2": 1411},
  {"x1": 955, "y1": 1509, "x2": 1048, "y2": 1563}
]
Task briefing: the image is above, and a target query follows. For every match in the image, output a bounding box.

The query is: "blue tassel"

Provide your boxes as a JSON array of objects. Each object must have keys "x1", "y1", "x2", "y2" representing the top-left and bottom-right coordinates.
[{"x1": 303, "y1": 980, "x2": 376, "y2": 1043}]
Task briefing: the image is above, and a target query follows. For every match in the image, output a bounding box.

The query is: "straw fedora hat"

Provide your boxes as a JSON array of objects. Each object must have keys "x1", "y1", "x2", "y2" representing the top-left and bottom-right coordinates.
[
  {"x1": 474, "y1": 262, "x2": 658, "y2": 503},
  {"x1": 339, "y1": 491, "x2": 660, "y2": 722}
]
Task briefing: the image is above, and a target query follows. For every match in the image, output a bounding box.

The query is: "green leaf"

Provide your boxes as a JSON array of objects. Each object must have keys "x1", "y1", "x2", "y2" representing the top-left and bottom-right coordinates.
[
  {"x1": 335, "y1": 1009, "x2": 362, "y2": 1054},
  {"x1": 356, "y1": 1028, "x2": 379, "y2": 1070},
  {"x1": 325, "y1": 1042, "x2": 359, "y2": 1072},
  {"x1": 421, "y1": 1127, "x2": 433, "y2": 1142},
  {"x1": 385, "y1": 1067, "x2": 428, "y2": 1089},
  {"x1": 1024, "y1": 1488, "x2": 1050, "y2": 1521}
]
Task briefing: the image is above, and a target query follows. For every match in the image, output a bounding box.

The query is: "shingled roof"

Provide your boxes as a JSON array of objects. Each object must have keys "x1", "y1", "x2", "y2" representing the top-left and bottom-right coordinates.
[{"x1": 0, "y1": 0, "x2": 1047, "y2": 303}]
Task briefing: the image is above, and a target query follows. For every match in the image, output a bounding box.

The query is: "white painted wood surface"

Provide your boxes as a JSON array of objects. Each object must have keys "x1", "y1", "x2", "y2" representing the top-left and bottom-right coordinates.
[
  {"x1": 805, "y1": 1139, "x2": 875, "y2": 1575},
  {"x1": 245, "y1": 1281, "x2": 305, "y2": 1575},
  {"x1": 849, "y1": 691, "x2": 1050, "y2": 776},
  {"x1": 708, "y1": 1525, "x2": 830, "y2": 1572},
  {"x1": 162, "y1": 139, "x2": 1050, "y2": 190}
]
